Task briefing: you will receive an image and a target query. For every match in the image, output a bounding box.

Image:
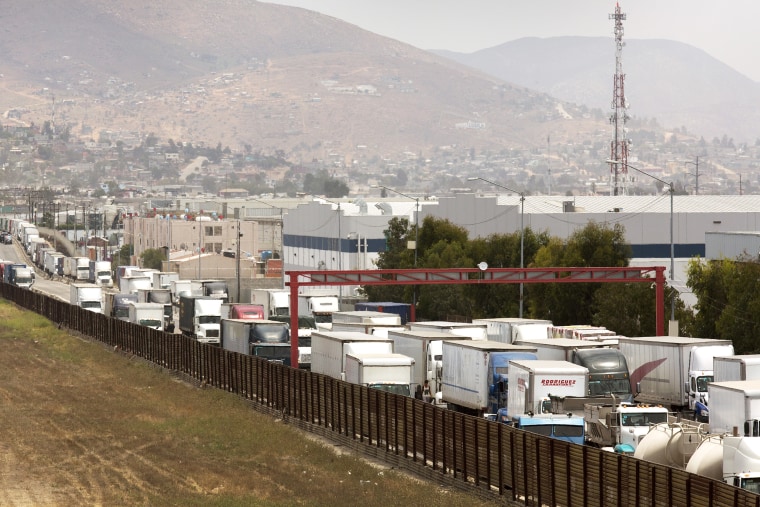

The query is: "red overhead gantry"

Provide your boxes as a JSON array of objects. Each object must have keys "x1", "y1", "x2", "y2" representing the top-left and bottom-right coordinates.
[{"x1": 286, "y1": 266, "x2": 666, "y2": 367}]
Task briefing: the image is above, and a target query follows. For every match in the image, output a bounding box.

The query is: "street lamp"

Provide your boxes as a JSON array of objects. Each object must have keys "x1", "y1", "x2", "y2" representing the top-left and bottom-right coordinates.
[
  {"x1": 372, "y1": 185, "x2": 419, "y2": 267},
  {"x1": 247, "y1": 197, "x2": 284, "y2": 255},
  {"x1": 608, "y1": 160, "x2": 675, "y2": 322},
  {"x1": 468, "y1": 177, "x2": 525, "y2": 318},
  {"x1": 373, "y1": 185, "x2": 420, "y2": 314}
]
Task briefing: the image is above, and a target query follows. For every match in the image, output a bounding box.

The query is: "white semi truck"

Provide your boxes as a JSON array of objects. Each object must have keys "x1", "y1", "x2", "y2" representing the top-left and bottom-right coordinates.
[
  {"x1": 220, "y1": 319, "x2": 291, "y2": 365},
  {"x1": 297, "y1": 291, "x2": 339, "y2": 326},
  {"x1": 64, "y1": 257, "x2": 90, "y2": 281},
  {"x1": 616, "y1": 336, "x2": 734, "y2": 413},
  {"x1": 69, "y1": 283, "x2": 103, "y2": 313},
  {"x1": 178, "y1": 295, "x2": 222, "y2": 344},
  {"x1": 88, "y1": 260, "x2": 113, "y2": 287},
  {"x1": 387, "y1": 329, "x2": 473, "y2": 405},
  {"x1": 250, "y1": 288, "x2": 290, "y2": 318},
  {"x1": 344, "y1": 353, "x2": 415, "y2": 397},
  {"x1": 128, "y1": 302, "x2": 165, "y2": 330}
]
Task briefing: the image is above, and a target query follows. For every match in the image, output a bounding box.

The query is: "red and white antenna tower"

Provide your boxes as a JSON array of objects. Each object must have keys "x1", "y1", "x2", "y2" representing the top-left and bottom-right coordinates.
[{"x1": 609, "y1": 2, "x2": 631, "y2": 196}]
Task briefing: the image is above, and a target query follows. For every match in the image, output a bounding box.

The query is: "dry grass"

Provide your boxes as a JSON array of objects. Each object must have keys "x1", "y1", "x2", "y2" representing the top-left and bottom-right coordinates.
[{"x1": 0, "y1": 300, "x2": 497, "y2": 506}]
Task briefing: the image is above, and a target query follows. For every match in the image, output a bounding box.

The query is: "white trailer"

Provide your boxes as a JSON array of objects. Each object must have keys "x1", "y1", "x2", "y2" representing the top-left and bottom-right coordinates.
[
  {"x1": 170, "y1": 279, "x2": 190, "y2": 302},
  {"x1": 708, "y1": 380, "x2": 760, "y2": 435},
  {"x1": 441, "y1": 340, "x2": 538, "y2": 417},
  {"x1": 714, "y1": 355, "x2": 760, "y2": 382},
  {"x1": 345, "y1": 353, "x2": 415, "y2": 397},
  {"x1": 310, "y1": 331, "x2": 393, "y2": 381},
  {"x1": 44, "y1": 252, "x2": 64, "y2": 276},
  {"x1": 331, "y1": 311, "x2": 402, "y2": 326},
  {"x1": 388, "y1": 329, "x2": 472, "y2": 405},
  {"x1": 617, "y1": 336, "x2": 734, "y2": 411},
  {"x1": 513, "y1": 337, "x2": 606, "y2": 362},
  {"x1": 329, "y1": 321, "x2": 406, "y2": 338},
  {"x1": 472, "y1": 317, "x2": 552, "y2": 344},
  {"x1": 408, "y1": 320, "x2": 487, "y2": 341},
  {"x1": 119, "y1": 274, "x2": 152, "y2": 294},
  {"x1": 507, "y1": 359, "x2": 589, "y2": 417},
  {"x1": 151, "y1": 271, "x2": 179, "y2": 290}
]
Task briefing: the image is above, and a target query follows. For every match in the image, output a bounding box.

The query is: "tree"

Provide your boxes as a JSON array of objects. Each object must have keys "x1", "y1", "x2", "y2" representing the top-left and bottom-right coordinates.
[
  {"x1": 362, "y1": 217, "x2": 414, "y2": 302},
  {"x1": 140, "y1": 248, "x2": 166, "y2": 271},
  {"x1": 529, "y1": 222, "x2": 631, "y2": 325},
  {"x1": 112, "y1": 244, "x2": 133, "y2": 271},
  {"x1": 592, "y1": 282, "x2": 691, "y2": 337},
  {"x1": 686, "y1": 258, "x2": 760, "y2": 353}
]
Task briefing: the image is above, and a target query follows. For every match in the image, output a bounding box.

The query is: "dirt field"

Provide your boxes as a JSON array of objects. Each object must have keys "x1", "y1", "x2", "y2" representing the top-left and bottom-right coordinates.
[{"x1": 0, "y1": 300, "x2": 497, "y2": 506}]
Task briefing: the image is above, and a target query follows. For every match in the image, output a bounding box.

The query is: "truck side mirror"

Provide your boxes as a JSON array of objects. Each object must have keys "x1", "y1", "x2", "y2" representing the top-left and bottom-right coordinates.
[{"x1": 635, "y1": 382, "x2": 641, "y2": 394}]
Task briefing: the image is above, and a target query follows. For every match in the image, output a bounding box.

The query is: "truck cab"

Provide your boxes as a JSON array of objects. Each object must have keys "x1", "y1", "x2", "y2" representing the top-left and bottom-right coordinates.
[{"x1": 572, "y1": 348, "x2": 634, "y2": 404}]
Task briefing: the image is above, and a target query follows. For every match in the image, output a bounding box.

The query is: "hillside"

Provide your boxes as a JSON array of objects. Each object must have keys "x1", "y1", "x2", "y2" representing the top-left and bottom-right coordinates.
[
  {"x1": 0, "y1": 0, "x2": 610, "y2": 160},
  {"x1": 434, "y1": 37, "x2": 760, "y2": 144}
]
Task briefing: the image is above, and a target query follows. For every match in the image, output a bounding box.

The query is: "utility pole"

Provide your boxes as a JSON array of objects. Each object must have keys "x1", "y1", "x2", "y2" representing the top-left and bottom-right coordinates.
[{"x1": 608, "y1": 2, "x2": 631, "y2": 196}]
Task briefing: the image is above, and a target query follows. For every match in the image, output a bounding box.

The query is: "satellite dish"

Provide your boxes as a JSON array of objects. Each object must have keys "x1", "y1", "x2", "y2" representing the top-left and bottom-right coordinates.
[{"x1": 477, "y1": 262, "x2": 488, "y2": 271}]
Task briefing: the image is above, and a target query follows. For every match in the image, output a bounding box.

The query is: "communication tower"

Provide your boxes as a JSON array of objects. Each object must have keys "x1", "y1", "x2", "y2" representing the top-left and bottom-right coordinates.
[{"x1": 608, "y1": 2, "x2": 631, "y2": 196}]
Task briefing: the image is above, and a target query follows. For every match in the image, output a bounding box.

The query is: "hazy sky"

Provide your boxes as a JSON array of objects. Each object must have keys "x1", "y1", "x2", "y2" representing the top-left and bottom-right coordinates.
[{"x1": 261, "y1": 0, "x2": 760, "y2": 82}]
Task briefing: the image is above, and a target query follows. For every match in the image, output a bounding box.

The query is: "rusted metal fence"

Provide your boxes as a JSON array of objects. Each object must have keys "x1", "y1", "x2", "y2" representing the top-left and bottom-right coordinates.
[{"x1": 4, "y1": 284, "x2": 759, "y2": 507}]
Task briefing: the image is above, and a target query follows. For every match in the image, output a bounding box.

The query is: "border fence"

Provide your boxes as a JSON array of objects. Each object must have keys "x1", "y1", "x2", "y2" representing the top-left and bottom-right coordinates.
[{"x1": 4, "y1": 284, "x2": 758, "y2": 507}]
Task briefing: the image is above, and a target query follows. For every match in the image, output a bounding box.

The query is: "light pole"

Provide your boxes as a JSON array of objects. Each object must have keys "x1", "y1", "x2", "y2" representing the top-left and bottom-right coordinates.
[
  {"x1": 236, "y1": 219, "x2": 242, "y2": 302},
  {"x1": 468, "y1": 177, "x2": 525, "y2": 318},
  {"x1": 373, "y1": 185, "x2": 419, "y2": 267},
  {"x1": 304, "y1": 195, "x2": 342, "y2": 271},
  {"x1": 608, "y1": 160, "x2": 675, "y2": 322},
  {"x1": 373, "y1": 185, "x2": 420, "y2": 314}
]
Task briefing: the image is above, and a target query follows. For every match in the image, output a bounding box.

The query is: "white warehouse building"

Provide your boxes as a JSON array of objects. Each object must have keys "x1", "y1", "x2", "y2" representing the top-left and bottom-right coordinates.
[{"x1": 282, "y1": 193, "x2": 760, "y2": 306}]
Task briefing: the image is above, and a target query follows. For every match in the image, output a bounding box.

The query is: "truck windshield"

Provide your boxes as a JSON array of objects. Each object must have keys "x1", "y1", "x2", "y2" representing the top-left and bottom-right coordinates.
[
  {"x1": 522, "y1": 424, "x2": 583, "y2": 439},
  {"x1": 15, "y1": 277, "x2": 32, "y2": 285},
  {"x1": 313, "y1": 314, "x2": 332, "y2": 324},
  {"x1": 588, "y1": 379, "x2": 632, "y2": 397},
  {"x1": 741, "y1": 477, "x2": 760, "y2": 494},
  {"x1": 81, "y1": 302, "x2": 101, "y2": 310},
  {"x1": 369, "y1": 384, "x2": 411, "y2": 397},
  {"x1": 252, "y1": 345, "x2": 290, "y2": 364},
  {"x1": 138, "y1": 319, "x2": 162, "y2": 328},
  {"x1": 114, "y1": 308, "x2": 129, "y2": 319},
  {"x1": 251, "y1": 324, "x2": 289, "y2": 343},
  {"x1": 696, "y1": 375, "x2": 713, "y2": 392},
  {"x1": 198, "y1": 315, "x2": 220, "y2": 324},
  {"x1": 620, "y1": 412, "x2": 669, "y2": 426}
]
